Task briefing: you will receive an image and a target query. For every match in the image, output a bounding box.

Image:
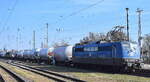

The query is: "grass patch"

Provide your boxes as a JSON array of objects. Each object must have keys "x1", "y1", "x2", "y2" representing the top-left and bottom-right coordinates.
[{"x1": 26, "y1": 63, "x2": 150, "y2": 82}]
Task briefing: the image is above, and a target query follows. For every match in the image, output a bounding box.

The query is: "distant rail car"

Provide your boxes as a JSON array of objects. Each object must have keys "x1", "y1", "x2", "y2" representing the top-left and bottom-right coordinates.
[
  {"x1": 0, "y1": 51, "x2": 6, "y2": 58},
  {"x1": 4, "y1": 51, "x2": 17, "y2": 59},
  {"x1": 23, "y1": 50, "x2": 33, "y2": 60},
  {"x1": 16, "y1": 50, "x2": 24, "y2": 59}
]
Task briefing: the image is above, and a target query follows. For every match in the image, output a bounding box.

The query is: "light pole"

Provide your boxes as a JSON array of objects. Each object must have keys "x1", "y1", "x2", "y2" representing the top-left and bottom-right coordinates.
[
  {"x1": 136, "y1": 8, "x2": 143, "y2": 57},
  {"x1": 126, "y1": 8, "x2": 129, "y2": 41}
]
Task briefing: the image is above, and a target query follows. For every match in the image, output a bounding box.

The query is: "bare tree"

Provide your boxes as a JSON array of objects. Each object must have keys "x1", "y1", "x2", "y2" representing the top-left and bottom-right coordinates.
[
  {"x1": 142, "y1": 34, "x2": 150, "y2": 63},
  {"x1": 80, "y1": 32, "x2": 107, "y2": 43}
]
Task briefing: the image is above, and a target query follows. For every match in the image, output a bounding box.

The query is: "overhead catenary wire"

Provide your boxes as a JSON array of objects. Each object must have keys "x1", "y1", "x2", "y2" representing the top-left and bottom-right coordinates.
[
  {"x1": 0, "y1": 0, "x2": 105, "y2": 49},
  {"x1": 0, "y1": 0, "x2": 19, "y2": 49},
  {"x1": 53, "y1": 0, "x2": 105, "y2": 43},
  {"x1": 67, "y1": 0, "x2": 104, "y2": 17},
  {"x1": 55, "y1": 0, "x2": 105, "y2": 23},
  {"x1": 0, "y1": 0, "x2": 19, "y2": 36}
]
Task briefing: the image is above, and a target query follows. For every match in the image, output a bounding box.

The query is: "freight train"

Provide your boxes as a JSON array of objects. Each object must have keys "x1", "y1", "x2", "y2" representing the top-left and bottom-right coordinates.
[{"x1": 0, "y1": 41, "x2": 143, "y2": 72}]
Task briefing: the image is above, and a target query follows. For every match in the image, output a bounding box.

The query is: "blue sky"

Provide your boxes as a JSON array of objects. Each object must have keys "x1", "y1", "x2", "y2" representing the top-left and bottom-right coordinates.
[{"x1": 0, "y1": 0, "x2": 149, "y2": 50}]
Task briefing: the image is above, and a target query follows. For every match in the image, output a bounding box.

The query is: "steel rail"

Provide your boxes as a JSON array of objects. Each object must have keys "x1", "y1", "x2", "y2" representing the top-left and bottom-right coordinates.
[
  {"x1": 0, "y1": 64, "x2": 26, "y2": 82},
  {"x1": 14, "y1": 62, "x2": 86, "y2": 82},
  {"x1": 9, "y1": 63, "x2": 67, "y2": 82}
]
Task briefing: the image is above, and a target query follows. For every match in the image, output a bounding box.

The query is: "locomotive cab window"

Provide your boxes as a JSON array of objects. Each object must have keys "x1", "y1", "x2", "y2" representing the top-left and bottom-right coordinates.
[
  {"x1": 84, "y1": 47, "x2": 98, "y2": 52},
  {"x1": 98, "y1": 46, "x2": 112, "y2": 51},
  {"x1": 75, "y1": 48, "x2": 84, "y2": 52},
  {"x1": 122, "y1": 43, "x2": 130, "y2": 50}
]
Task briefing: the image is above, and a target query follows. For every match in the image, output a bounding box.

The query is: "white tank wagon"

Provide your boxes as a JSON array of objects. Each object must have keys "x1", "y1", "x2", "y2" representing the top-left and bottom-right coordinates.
[
  {"x1": 0, "y1": 51, "x2": 6, "y2": 57},
  {"x1": 5, "y1": 50, "x2": 17, "y2": 58},
  {"x1": 38, "y1": 48, "x2": 54, "y2": 60},
  {"x1": 11, "y1": 51, "x2": 17, "y2": 58},
  {"x1": 16, "y1": 50, "x2": 24, "y2": 59},
  {"x1": 34, "y1": 48, "x2": 41, "y2": 58},
  {"x1": 33, "y1": 48, "x2": 42, "y2": 62},
  {"x1": 23, "y1": 50, "x2": 28, "y2": 59},
  {"x1": 23, "y1": 49, "x2": 36, "y2": 61},
  {"x1": 23, "y1": 50, "x2": 31, "y2": 59},
  {"x1": 53, "y1": 46, "x2": 73, "y2": 64},
  {"x1": 29, "y1": 49, "x2": 36, "y2": 60},
  {"x1": 35, "y1": 48, "x2": 41, "y2": 56}
]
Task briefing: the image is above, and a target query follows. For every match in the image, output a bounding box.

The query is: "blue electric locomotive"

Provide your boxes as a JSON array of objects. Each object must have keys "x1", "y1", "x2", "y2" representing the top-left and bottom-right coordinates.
[{"x1": 72, "y1": 41, "x2": 142, "y2": 70}]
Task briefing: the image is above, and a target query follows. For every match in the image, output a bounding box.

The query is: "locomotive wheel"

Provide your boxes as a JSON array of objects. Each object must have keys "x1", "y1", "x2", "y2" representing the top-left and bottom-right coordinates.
[
  {"x1": 73, "y1": 63, "x2": 79, "y2": 68},
  {"x1": 112, "y1": 66, "x2": 121, "y2": 73}
]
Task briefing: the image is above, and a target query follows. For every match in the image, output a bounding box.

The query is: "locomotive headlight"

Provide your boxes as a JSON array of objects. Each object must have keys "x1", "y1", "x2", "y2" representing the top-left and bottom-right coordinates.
[
  {"x1": 129, "y1": 52, "x2": 135, "y2": 56},
  {"x1": 127, "y1": 63, "x2": 132, "y2": 67},
  {"x1": 135, "y1": 59, "x2": 139, "y2": 62}
]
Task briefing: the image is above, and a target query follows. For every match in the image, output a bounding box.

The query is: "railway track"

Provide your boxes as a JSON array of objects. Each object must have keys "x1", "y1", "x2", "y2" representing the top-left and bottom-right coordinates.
[
  {"x1": 128, "y1": 69, "x2": 150, "y2": 77},
  {"x1": 0, "y1": 74, "x2": 5, "y2": 82},
  {"x1": 1, "y1": 59, "x2": 150, "y2": 82},
  {"x1": 0, "y1": 63, "x2": 26, "y2": 82},
  {"x1": 8, "y1": 61, "x2": 85, "y2": 82}
]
